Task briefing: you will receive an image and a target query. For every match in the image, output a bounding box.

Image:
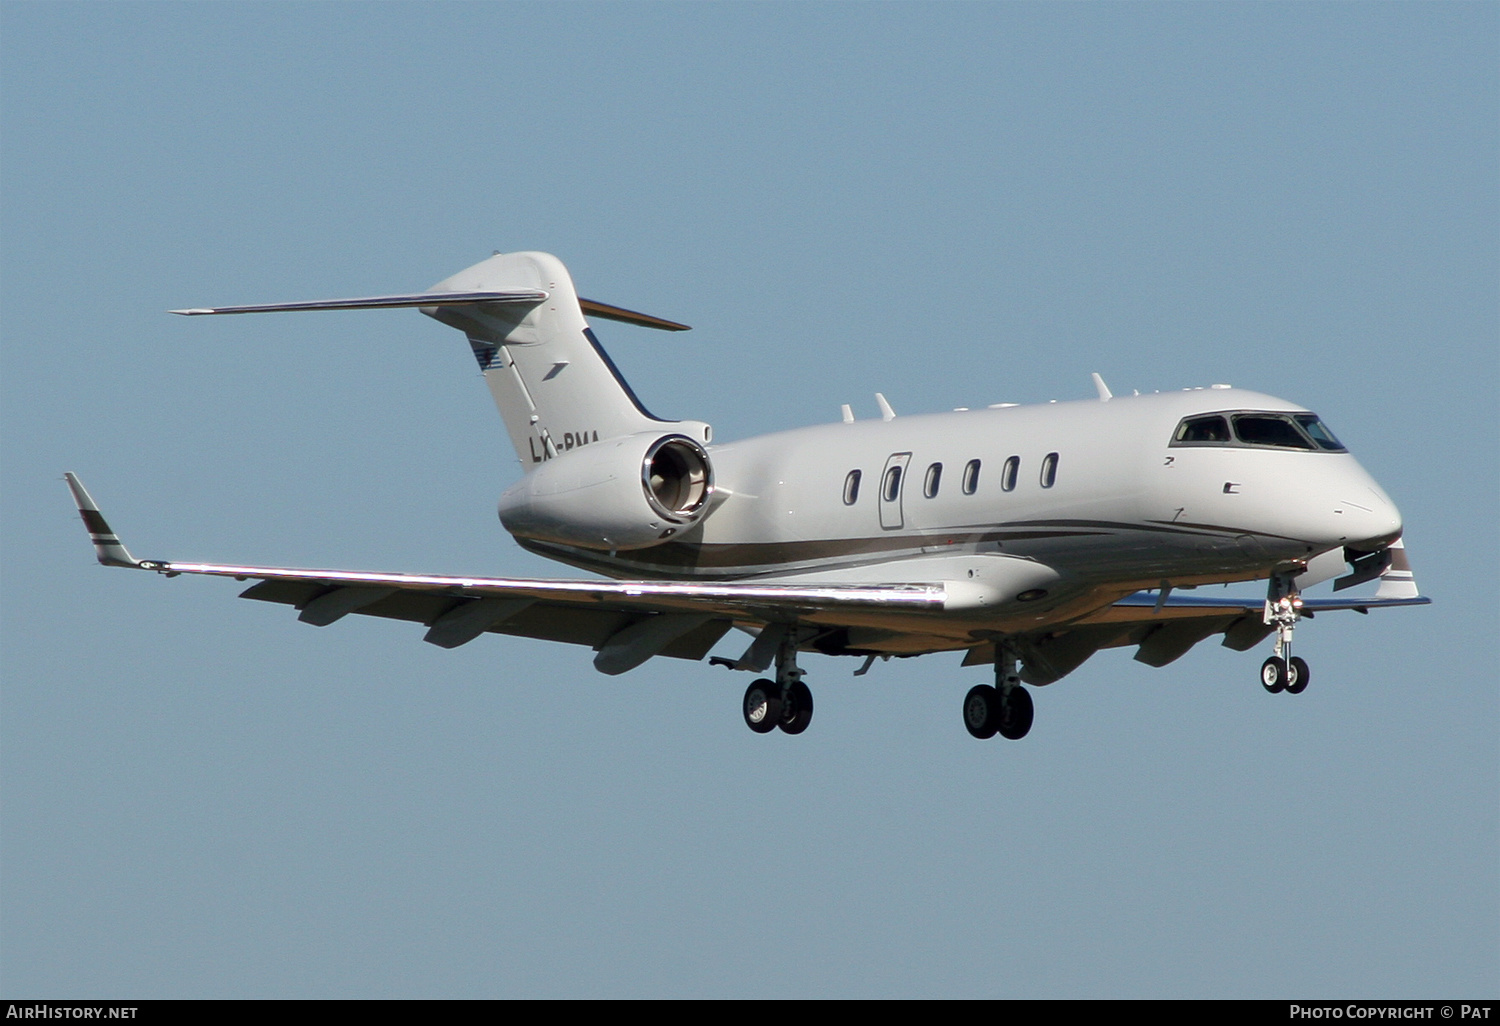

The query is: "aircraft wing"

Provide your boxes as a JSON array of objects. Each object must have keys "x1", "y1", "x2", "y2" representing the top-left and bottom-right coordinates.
[
  {"x1": 968, "y1": 547, "x2": 1429, "y2": 683},
  {"x1": 65, "y1": 474, "x2": 943, "y2": 675},
  {"x1": 67, "y1": 473, "x2": 1428, "y2": 681}
]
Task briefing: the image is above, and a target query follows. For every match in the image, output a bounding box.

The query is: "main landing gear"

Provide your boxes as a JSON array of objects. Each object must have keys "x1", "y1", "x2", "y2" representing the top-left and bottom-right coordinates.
[
  {"x1": 963, "y1": 645, "x2": 1034, "y2": 740},
  {"x1": 1261, "y1": 572, "x2": 1311, "y2": 695},
  {"x1": 742, "y1": 633, "x2": 814, "y2": 735}
]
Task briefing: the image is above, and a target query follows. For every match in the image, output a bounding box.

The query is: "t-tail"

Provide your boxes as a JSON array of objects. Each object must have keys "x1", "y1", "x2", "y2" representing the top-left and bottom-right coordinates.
[{"x1": 172, "y1": 250, "x2": 711, "y2": 469}]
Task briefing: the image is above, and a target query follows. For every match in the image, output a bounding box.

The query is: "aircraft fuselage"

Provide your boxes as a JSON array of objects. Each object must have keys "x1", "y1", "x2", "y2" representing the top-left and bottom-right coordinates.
[{"x1": 521, "y1": 386, "x2": 1403, "y2": 601}]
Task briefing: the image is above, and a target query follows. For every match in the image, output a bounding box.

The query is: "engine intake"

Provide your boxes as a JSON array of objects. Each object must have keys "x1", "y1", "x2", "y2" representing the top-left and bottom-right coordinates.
[
  {"x1": 643, "y1": 435, "x2": 712, "y2": 521},
  {"x1": 497, "y1": 431, "x2": 716, "y2": 551}
]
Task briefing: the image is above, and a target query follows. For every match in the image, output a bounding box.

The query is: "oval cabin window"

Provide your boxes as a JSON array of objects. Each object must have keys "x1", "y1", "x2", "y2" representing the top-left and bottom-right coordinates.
[
  {"x1": 1001, "y1": 456, "x2": 1019, "y2": 492},
  {"x1": 961, "y1": 459, "x2": 981, "y2": 495},
  {"x1": 924, "y1": 463, "x2": 942, "y2": 498},
  {"x1": 843, "y1": 470, "x2": 861, "y2": 505},
  {"x1": 1040, "y1": 452, "x2": 1059, "y2": 488}
]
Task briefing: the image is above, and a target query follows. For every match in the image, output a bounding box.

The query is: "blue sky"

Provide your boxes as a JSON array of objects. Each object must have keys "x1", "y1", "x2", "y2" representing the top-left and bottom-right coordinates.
[{"x1": 3, "y1": 1, "x2": 1496, "y2": 998}]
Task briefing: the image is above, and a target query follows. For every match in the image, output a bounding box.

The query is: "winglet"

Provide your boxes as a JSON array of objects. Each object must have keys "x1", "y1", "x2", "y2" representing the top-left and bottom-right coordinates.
[
  {"x1": 63, "y1": 473, "x2": 143, "y2": 568},
  {"x1": 1371, "y1": 538, "x2": 1420, "y2": 601}
]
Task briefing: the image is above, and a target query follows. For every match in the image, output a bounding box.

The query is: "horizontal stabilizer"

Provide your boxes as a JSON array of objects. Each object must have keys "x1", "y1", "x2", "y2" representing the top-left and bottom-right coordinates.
[
  {"x1": 170, "y1": 290, "x2": 549, "y2": 316},
  {"x1": 171, "y1": 292, "x2": 691, "y2": 331},
  {"x1": 578, "y1": 298, "x2": 691, "y2": 332}
]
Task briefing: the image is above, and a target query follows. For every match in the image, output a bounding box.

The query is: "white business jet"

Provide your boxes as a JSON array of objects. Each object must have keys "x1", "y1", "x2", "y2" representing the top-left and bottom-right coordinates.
[{"x1": 66, "y1": 251, "x2": 1427, "y2": 740}]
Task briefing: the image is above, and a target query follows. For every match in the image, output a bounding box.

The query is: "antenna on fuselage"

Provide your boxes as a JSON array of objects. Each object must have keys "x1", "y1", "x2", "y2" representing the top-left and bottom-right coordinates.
[
  {"x1": 840, "y1": 404, "x2": 855, "y2": 424},
  {"x1": 875, "y1": 393, "x2": 896, "y2": 421},
  {"x1": 1091, "y1": 373, "x2": 1113, "y2": 401}
]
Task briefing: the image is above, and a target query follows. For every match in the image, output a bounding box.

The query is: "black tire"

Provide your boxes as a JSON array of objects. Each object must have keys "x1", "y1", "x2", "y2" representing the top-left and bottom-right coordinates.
[
  {"x1": 963, "y1": 684, "x2": 998, "y2": 739},
  {"x1": 997, "y1": 685, "x2": 1034, "y2": 740},
  {"x1": 779, "y1": 680, "x2": 814, "y2": 735},
  {"x1": 743, "y1": 679, "x2": 783, "y2": 733},
  {"x1": 1261, "y1": 656, "x2": 1287, "y2": 693},
  {"x1": 1285, "y1": 656, "x2": 1310, "y2": 695}
]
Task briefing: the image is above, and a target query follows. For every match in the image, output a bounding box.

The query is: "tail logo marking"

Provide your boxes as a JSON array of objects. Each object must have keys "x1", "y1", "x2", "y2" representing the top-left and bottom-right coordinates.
[{"x1": 468, "y1": 339, "x2": 503, "y2": 371}]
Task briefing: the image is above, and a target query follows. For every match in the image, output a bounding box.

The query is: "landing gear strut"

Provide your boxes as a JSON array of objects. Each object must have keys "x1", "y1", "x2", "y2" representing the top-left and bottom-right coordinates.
[
  {"x1": 1262, "y1": 572, "x2": 1311, "y2": 695},
  {"x1": 963, "y1": 645, "x2": 1034, "y2": 740},
  {"x1": 742, "y1": 631, "x2": 815, "y2": 735}
]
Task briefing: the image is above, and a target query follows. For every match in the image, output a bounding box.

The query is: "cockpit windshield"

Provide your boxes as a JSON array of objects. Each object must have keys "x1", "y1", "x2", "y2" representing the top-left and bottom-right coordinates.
[
  {"x1": 1171, "y1": 411, "x2": 1346, "y2": 452},
  {"x1": 1293, "y1": 414, "x2": 1345, "y2": 451}
]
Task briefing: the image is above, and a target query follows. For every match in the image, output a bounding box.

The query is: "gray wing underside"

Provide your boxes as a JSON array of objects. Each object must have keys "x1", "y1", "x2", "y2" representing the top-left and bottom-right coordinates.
[
  {"x1": 198, "y1": 561, "x2": 943, "y2": 665},
  {"x1": 967, "y1": 585, "x2": 1430, "y2": 684},
  {"x1": 63, "y1": 472, "x2": 944, "y2": 673},
  {"x1": 237, "y1": 572, "x2": 739, "y2": 662}
]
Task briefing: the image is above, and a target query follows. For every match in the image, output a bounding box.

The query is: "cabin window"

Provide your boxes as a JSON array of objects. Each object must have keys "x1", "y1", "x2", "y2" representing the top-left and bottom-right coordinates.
[
  {"x1": 1040, "y1": 452, "x2": 1059, "y2": 488},
  {"x1": 961, "y1": 459, "x2": 981, "y2": 495},
  {"x1": 882, "y1": 465, "x2": 903, "y2": 502},
  {"x1": 1001, "y1": 456, "x2": 1019, "y2": 492},
  {"x1": 924, "y1": 462, "x2": 942, "y2": 498},
  {"x1": 842, "y1": 470, "x2": 861, "y2": 505}
]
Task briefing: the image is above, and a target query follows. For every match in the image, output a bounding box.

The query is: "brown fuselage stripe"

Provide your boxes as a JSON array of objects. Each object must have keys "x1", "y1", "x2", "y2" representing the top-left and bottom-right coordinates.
[{"x1": 519, "y1": 517, "x2": 1278, "y2": 578}]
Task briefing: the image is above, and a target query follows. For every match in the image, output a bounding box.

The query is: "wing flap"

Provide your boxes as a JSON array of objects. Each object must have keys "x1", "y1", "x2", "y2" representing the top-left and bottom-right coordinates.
[
  {"x1": 239, "y1": 575, "x2": 730, "y2": 659},
  {"x1": 222, "y1": 558, "x2": 931, "y2": 662}
]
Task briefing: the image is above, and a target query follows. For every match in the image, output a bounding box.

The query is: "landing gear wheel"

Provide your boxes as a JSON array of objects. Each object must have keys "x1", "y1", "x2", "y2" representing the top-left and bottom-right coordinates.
[
  {"x1": 779, "y1": 680, "x2": 814, "y2": 735},
  {"x1": 997, "y1": 686, "x2": 1034, "y2": 740},
  {"x1": 743, "y1": 679, "x2": 783, "y2": 734},
  {"x1": 963, "y1": 684, "x2": 998, "y2": 739},
  {"x1": 1261, "y1": 657, "x2": 1287, "y2": 693},
  {"x1": 1285, "y1": 656, "x2": 1310, "y2": 695}
]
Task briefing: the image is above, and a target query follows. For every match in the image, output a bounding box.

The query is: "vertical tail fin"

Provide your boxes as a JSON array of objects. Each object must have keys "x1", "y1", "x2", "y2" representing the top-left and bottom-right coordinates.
[
  {"x1": 170, "y1": 251, "x2": 707, "y2": 470},
  {"x1": 422, "y1": 252, "x2": 709, "y2": 467}
]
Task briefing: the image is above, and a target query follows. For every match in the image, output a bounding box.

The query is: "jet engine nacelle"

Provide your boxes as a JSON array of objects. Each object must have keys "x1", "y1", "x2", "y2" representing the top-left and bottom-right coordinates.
[{"x1": 497, "y1": 430, "x2": 715, "y2": 551}]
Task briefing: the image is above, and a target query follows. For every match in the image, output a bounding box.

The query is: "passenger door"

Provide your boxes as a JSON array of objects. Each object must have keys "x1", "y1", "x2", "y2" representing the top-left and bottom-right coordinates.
[{"x1": 879, "y1": 452, "x2": 912, "y2": 530}]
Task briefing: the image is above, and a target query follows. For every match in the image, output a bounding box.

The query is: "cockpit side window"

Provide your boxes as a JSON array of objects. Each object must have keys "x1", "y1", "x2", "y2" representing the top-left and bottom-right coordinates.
[
  {"x1": 1173, "y1": 415, "x2": 1231, "y2": 444},
  {"x1": 1232, "y1": 414, "x2": 1316, "y2": 450}
]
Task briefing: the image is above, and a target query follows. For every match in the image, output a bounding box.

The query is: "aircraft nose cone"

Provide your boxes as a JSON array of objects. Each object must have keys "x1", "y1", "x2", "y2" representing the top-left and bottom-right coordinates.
[{"x1": 1340, "y1": 486, "x2": 1402, "y2": 552}]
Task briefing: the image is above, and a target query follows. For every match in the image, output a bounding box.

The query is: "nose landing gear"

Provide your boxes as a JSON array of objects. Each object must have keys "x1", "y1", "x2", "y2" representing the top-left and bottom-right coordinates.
[{"x1": 1262, "y1": 573, "x2": 1311, "y2": 695}]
